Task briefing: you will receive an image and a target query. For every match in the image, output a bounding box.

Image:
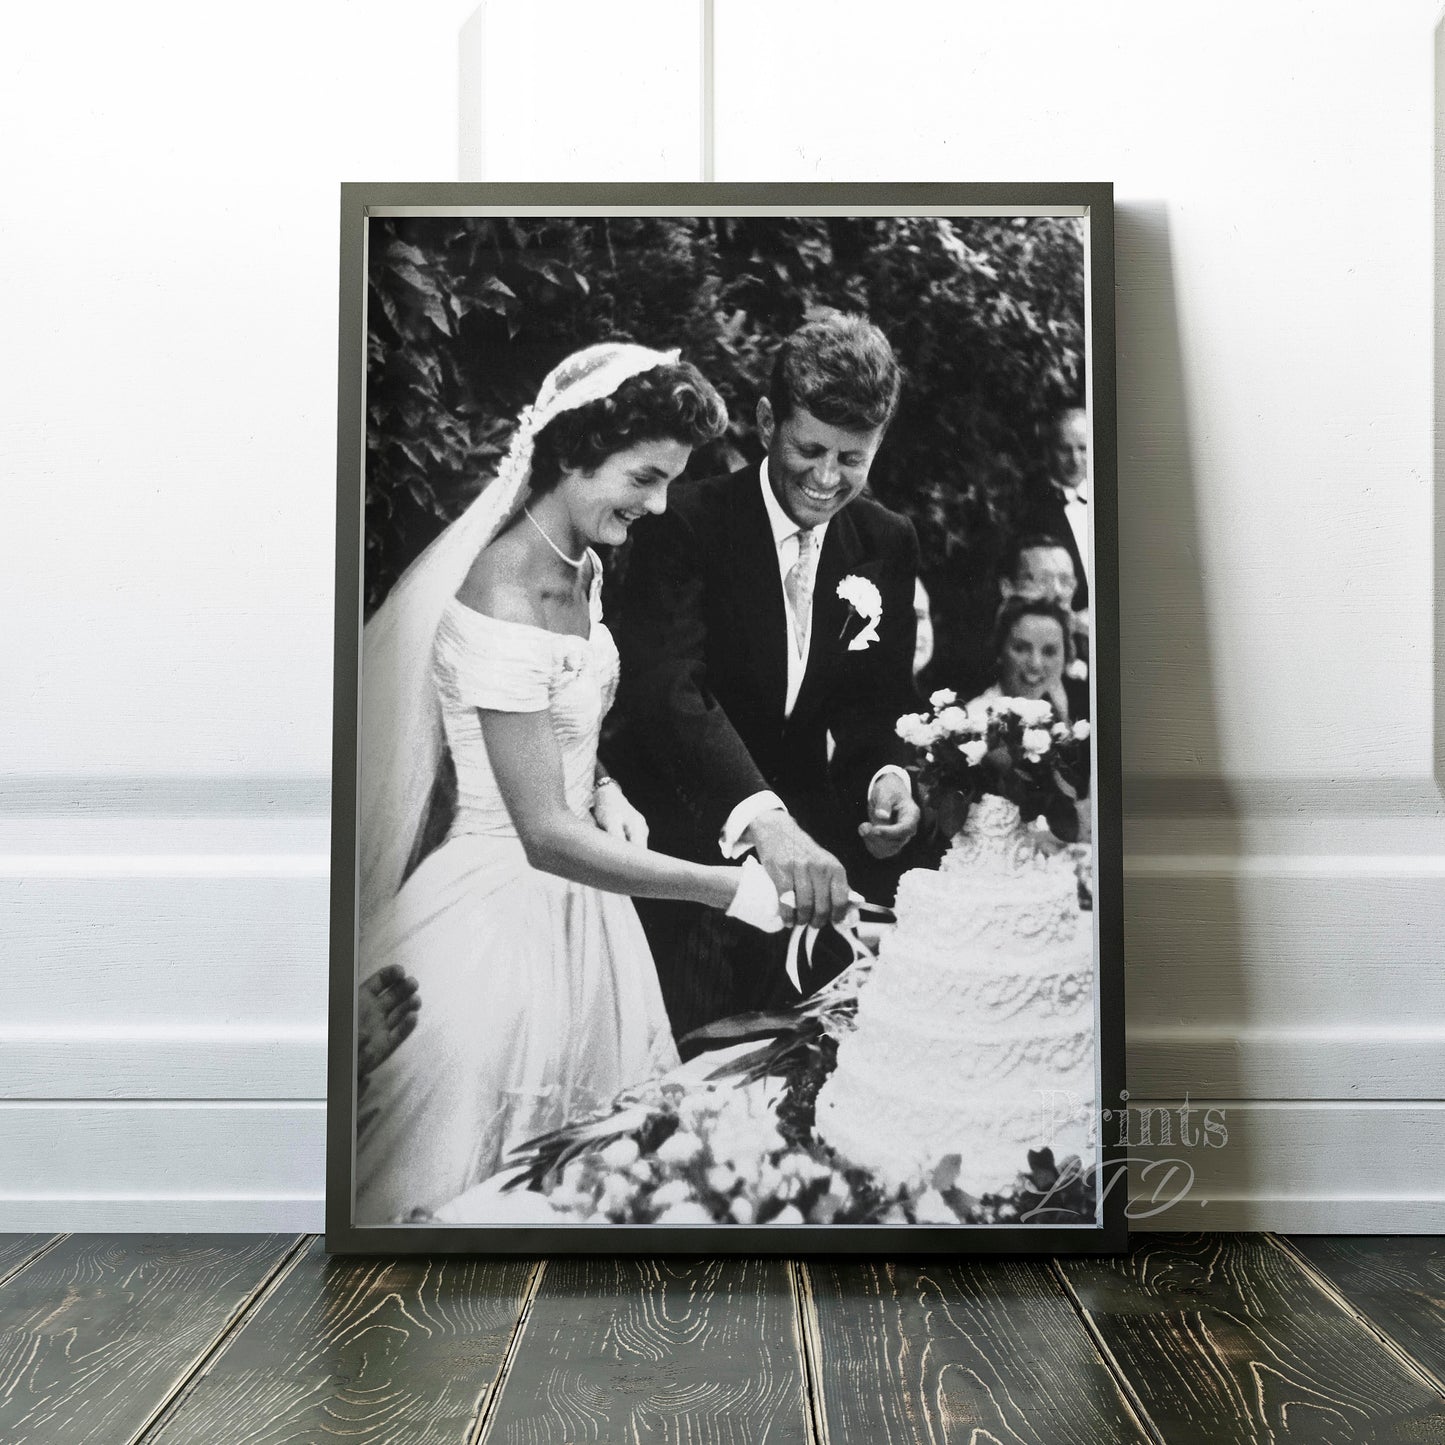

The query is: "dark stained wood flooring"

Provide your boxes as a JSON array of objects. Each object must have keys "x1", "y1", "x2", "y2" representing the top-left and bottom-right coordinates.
[{"x1": 0, "y1": 1234, "x2": 1441, "y2": 1444}]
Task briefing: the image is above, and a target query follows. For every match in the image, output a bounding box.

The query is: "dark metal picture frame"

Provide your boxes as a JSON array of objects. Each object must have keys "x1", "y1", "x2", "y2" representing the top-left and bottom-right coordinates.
[{"x1": 326, "y1": 182, "x2": 1125, "y2": 1256}]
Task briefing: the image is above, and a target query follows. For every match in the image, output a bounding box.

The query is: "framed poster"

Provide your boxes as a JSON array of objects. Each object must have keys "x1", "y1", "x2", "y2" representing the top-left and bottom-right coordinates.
[{"x1": 326, "y1": 183, "x2": 1124, "y2": 1254}]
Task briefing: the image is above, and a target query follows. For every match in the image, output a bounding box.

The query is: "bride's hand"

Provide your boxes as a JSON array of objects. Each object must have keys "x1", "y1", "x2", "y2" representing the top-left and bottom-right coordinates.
[
  {"x1": 592, "y1": 779, "x2": 650, "y2": 849},
  {"x1": 723, "y1": 856, "x2": 786, "y2": 932}
]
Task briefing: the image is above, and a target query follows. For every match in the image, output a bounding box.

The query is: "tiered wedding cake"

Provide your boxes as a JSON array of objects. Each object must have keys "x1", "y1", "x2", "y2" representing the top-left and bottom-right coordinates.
[{"x1": 814, "y1": 793, "x2": 1095, "y2": 1196}]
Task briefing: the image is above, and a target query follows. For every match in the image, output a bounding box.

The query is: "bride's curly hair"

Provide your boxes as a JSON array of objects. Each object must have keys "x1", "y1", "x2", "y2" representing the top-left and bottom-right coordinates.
[{"x1": 527, "y1": 360, "x2": 728, "y2": 494}]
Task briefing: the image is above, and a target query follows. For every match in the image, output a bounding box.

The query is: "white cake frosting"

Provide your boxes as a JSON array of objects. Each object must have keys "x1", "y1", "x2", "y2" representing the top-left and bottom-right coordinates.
[{"x1": 814, "y1": 793, "x2": 1096, "y2": 1197}]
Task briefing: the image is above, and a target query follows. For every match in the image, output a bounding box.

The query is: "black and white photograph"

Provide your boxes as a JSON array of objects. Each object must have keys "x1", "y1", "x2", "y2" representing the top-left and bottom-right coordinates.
[{"x1": 328, "y1": 185, "x2": 1123, "y2": 1252}]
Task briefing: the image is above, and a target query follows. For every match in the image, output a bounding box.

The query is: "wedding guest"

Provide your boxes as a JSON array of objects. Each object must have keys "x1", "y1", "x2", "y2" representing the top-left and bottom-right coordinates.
[
  {"x1": 1000, "y1": 533, "x2": 1077, "y2": 609},
  {"x1": 999, "y1": 531, "x2": 1089, "y2": 664},
  {"x1": 611, "y1": 313, "x2": 922, "y2": 1036},
  {"x1": 1018, "y1": 405, "x2": 1090, "y2": 606},
  {"x1": 913, "y1": 577, "x2": 935, "y2": 678},
  {"x1": 970, "y1": 595, "x2": 1082, "y2": 722},
  {"x1": 356, "y1": 964, "x2": 419, "y2": 1098}
]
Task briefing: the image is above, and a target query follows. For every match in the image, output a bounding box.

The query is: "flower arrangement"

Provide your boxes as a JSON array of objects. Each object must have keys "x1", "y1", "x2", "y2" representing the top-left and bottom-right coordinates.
[
  {"x1": 497, "y1": 992, "x2": 1096, "y2": 1228},
  {"x1": 530, "y1": 1104, "x2": 1090, "y2": 1227},
  {"x1": 897, "y1": 691, "x2": 1091, "y2": 841},
  {"x1": 517, "y1": 1076, "x2": 838, "y2": 1226}
]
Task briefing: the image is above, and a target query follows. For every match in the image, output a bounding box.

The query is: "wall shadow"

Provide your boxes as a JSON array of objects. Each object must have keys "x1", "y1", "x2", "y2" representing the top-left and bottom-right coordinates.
[{"x1": 1114, "y1": 202, "x2": 1252, "y2": 1220}]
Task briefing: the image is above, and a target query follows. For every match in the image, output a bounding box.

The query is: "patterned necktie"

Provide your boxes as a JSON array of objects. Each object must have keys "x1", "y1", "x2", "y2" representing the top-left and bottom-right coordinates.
[{"x1": 784, "y1": 528, "x2": 819, "y2": 655}]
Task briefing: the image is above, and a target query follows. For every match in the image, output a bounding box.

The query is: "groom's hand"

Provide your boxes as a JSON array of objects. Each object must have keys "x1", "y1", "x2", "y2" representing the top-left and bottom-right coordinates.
[
  {"x1": 742, "y1": 811, "x2": 851, "y2": 929},
  {"x1": 859, "y1": 773, "x2": 921, "y2": 859}
]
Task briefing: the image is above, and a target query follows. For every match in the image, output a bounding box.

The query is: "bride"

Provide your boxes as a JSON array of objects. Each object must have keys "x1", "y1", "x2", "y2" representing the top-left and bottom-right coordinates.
[{"x1": 354, "y1": 343, "x2": 772, "y2": 1223}]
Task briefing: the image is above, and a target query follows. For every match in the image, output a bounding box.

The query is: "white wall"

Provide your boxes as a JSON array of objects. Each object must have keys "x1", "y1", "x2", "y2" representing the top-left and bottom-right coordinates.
[{"x1": 2, "y1": 0, "x2": 1442, "y2": 1231}]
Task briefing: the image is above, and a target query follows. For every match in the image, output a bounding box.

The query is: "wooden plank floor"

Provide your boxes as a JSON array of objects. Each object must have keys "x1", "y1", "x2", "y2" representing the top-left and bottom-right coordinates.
[{"x1": 0, "y1": 1234, "x2": 1441, "y2": 1444}]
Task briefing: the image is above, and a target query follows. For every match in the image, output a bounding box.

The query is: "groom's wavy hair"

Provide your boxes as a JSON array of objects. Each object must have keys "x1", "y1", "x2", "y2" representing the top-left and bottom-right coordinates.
[
  {"x1": 527, "y1": 360, "x2": 728, "y2": 495},
  {"x1": 768, "y1": 312, "x2": 902, "y2": 432}
]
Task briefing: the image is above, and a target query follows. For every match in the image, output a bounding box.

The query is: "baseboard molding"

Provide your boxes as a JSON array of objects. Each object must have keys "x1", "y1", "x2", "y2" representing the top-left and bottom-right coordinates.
[
  {"x1": 0, "y1": 1027, "x2": 327, "y2": 1099},
  {"x1": 0, "y1": 1196, "x2": 1439, "y2": 1231},
  {"x1": 0, "y1": 1197, "x2": 326, "y2": 1232},
  {"x1": 0, "y1": 1100, "x2": 1440, "y2": 1233},
  {"x1": 2, "y1": 1195, "x2": 1439, "y2": 1233},
  {"x1": 1126, "y1": 1026, "x2": 1445, "y2": 1098},
  {"x1": 0, "y1": 1102, "x2": 326, "y2": 1218},
  {"x1": 1133, "y1": 1198, "x2": 1445, "y2": 1232}
]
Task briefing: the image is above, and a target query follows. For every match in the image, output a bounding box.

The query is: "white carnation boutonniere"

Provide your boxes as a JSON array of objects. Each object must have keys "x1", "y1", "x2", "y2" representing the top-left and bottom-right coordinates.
[{"x1": 837, "y1": 574, "x2": 882, "y2": 651}]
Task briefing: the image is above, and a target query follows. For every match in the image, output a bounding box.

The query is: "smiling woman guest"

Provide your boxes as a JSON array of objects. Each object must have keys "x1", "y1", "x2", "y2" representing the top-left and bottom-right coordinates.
[{"x1": 969, "y1": 595, "x2": 1076, "y2": 722}]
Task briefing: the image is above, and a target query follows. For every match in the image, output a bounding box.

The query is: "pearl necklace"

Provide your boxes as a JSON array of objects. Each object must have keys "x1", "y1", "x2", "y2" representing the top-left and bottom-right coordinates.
[{"x1": 524, "y1": 507, "x2": 586, "y2": 569}]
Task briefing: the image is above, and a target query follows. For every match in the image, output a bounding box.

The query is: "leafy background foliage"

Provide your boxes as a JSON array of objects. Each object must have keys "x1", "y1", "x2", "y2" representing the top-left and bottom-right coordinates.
[{"x1": 365, "y1": 214, "x2": 1084, "y2": 695}]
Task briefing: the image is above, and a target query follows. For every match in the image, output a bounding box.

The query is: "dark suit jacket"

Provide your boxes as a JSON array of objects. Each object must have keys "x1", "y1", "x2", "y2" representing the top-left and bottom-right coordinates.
[
  {"x1": 609, "y1": 464, "x2": 920, "y2": 893},
  {"x1": 1018, "y1": 485, "x2": 1089, "y2": 610}
]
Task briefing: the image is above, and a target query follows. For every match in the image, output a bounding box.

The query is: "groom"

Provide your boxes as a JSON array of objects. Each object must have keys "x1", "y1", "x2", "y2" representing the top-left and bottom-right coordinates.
[{"x1": 610, "y1": 313, "x2": 922, "y2": 1039}]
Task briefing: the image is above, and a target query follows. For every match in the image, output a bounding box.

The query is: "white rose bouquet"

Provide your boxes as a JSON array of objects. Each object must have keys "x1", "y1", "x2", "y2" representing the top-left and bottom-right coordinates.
[{"x1": 895, "y1": 692, "x2": 1091, "y2": 840}]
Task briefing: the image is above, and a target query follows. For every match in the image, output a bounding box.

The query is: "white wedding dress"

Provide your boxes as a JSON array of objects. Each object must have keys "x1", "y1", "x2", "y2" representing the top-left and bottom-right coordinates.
[{"x1": 355, "y1": 558, "x2": 679, "y2": 1223}]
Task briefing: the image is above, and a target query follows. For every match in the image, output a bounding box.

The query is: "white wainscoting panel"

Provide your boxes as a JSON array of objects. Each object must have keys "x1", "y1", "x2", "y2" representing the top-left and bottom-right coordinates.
[
  {"x1": 1122, "y1": 1102, "x2": 1445, "y2": 1233},
  {"x1": 3, "y1": 1093, "x2": 1441, "y2": 1234},
  {"x1": 0, "y1": 1102, "x2": 325, "y2": 1233},
  {"x1": 3, "y1": 792, "x2": 1443, "y2": 1232}
]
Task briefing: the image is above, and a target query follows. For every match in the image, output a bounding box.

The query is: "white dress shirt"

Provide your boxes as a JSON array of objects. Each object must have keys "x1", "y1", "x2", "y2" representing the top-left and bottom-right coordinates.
[
  {"x1": 718, "y1": 464, "x2": 908, "y2": 858},
  {"x1": 761, "y1": 460, "x2": 826, "y2": 718}
]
